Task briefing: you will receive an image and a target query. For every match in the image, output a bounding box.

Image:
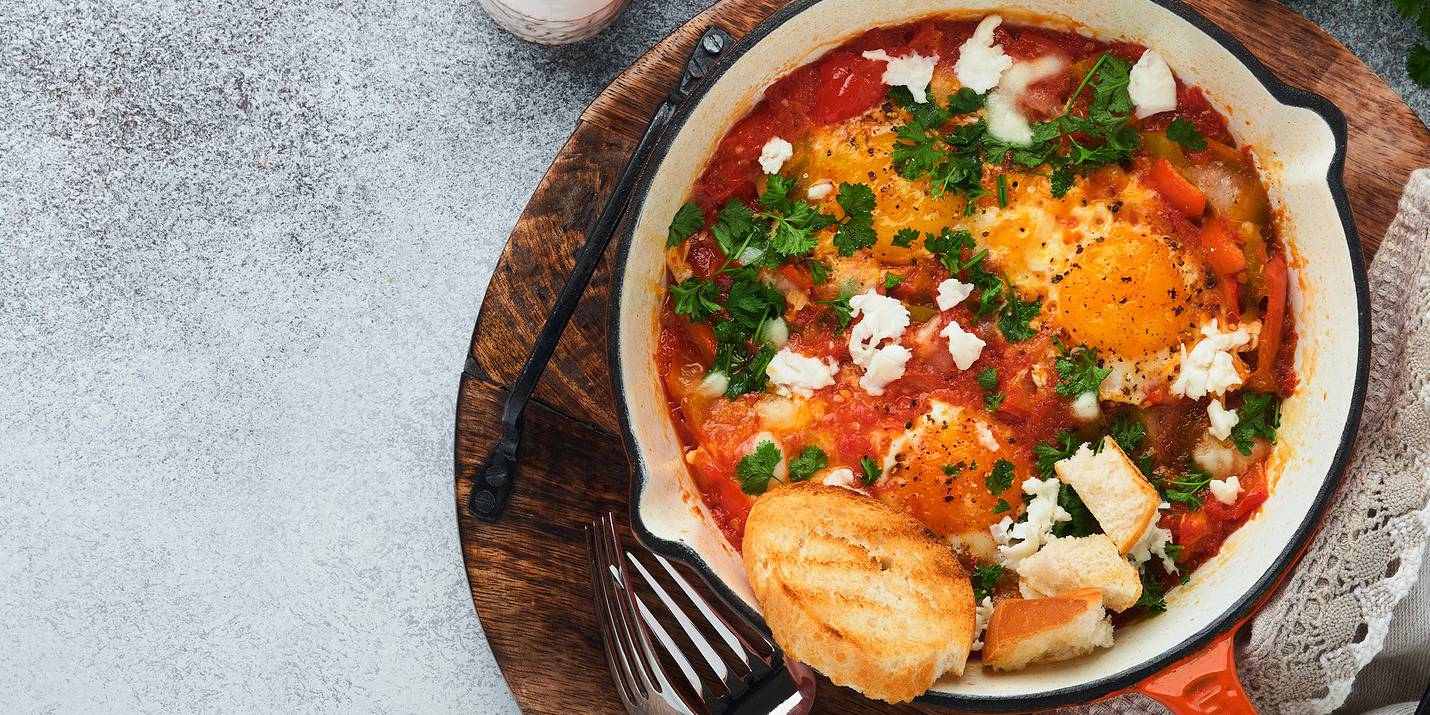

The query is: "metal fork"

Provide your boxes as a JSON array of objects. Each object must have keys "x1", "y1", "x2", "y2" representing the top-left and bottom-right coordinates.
[{"x1": 586, "y1": 514, "x2": 816, "y2": 715}]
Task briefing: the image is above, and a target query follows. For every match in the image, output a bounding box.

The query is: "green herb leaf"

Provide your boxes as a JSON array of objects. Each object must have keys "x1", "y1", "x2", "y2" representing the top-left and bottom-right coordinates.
[
  {"x1": 971, "y1": 563, "x2": 1005, "y2": 602},
  {"x1": 789, "y1": 445, "x2": 828, "y2": 482},
  {"x1": 976, "y1": 368, "x2": 999, "y2": 392},
  {"x1": 1051, "y1": 483, "x2": 1100, "y2": 537},
  {"x1": 1054, "y1": 341, "x2": 1111, "y2": 397},
  {"x1": 669, "y1": 277, "x2": 723, "y2": 323},
  {"x1": 1156, "y1": 465, "x2": 1214, "y2": 510},
  {"x1": 1231, "y1": 392, "x2": 1281, "y2": 455},
  {"x1": 884, "y1": 272, "x2": 906, "y2": 290},
  {"x1": 1165, "y1": 118, "x2": 1207, "y2": 151},
  {"x1": 996, "y1": 174, "x2": 1009, "y2": 208},
  {"x1": 1050, "y1": 165, "x2": 1075, "y2": 199},
  {"x1": 808, "y1": 259, "x2": 830, "y2": 285},
  {"x1": 832, "y1": 183, "x2": 878, "y2": 256},
  {"x1": 943, "y1": 462, "x2": 966, "y2": 477},
  {"x1": 994, "y1": 498, "x2": 1011, "y2": 513},
  {"x1": 667, "y1": 202, "x2": 704, "y2": 247},
  {"x1": 1136, "y1": 568, "x2": 1168, "y2": 614},
  {"x1": 1034, "y1": 430, "x2": 1083, "y2": 480},
  {"x1": 860, "y1": 456, "x2": 881, "y2": 485},
  {"x1": 946, "y1": 87, "x2": 985, "y2": 115},
  {"x1": 891, "y1": 227, "x2": 920, "y2": 248},
  {"x1": 710, "y1": 200, "x2": 756, "y2": 257},
  {"x1": 986, "y1": 459, "x2": 1016, "y2": 495},
  {"x1": 1410, "y1": 43, "x2": 1430, "y2": 87},
  {"x1": 998, "y1": 291, "x2": 1041, "y2": 342},
  {"x1": 737, "y1": 440, "x2": 783, "y2": 495}
]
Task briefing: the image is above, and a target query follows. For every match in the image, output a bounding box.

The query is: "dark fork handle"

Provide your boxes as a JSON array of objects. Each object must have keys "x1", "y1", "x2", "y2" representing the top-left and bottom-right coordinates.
[
  {"x1": 727, "y1": 657, "x2": 816, "y2": 715},
  {"x1": 468, "y1": 27, "x2": 733, "y2": 522}
]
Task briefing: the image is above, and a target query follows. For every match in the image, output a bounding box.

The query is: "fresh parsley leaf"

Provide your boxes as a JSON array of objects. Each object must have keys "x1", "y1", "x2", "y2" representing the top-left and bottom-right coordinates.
[
  {"x1": 971, "y1": 563, "x2": 1005, "y2": 602},
  {"x1": 994, "y1": 499, "x2": 1011, "y2": 513},
  {"x1": 1231, "y1": 393, "x2": 1281, "y2": 456},
  {"x1": 1165, "y1": 118, "x2": 1207, "y2": 151},
  {"x1": 1157, "y1": 465, "x2": 1214, "y2": 510},
  {"x1": 996, "y1": 174, "x2": 1009, "y2": 208},
  {"x1": 946, "y1": 87, "x2": 985, "y2": 115},
  {"x1": 1052, "y1": 483, "x2": 1099, "y2": 537},
  {"x1": 788, "y1": 445, "x2": 828, "y2": 482},
  {"x1": 891, "y1": 227, "x2": 920, "y2": 248},
  {"x1": 667, "y1": 202, "x2": 704, "y2": 247},
  {"x1": 818, "y1": 290, "x2": 854, "y2": 333},
  {"x1": 998, "y1": 291, "x2": 1041, "y2": 342},
  {"x1": 986, "y1": 459, "x2": 1016, "y2": 495},
  {"x1": 710, "y1": 200, "x2": 756, "y2": 257},
  {"x1": 1050, "y1": 165, "x2": 1074, "y2": 198},
  {"x1": 669, "y1": 277, "x2": 722, "y2": 323},
  {"x1": 1136, "y1": 568, "x2": 1168, "y2": 614},
  {"x1": 860, "y1": 456, "x2": 881, "y2": 485},
  {"x1": 943, "y1": 462, "x2": 966, "y2": 477},
  {"x1": 984, "y1": 392, "x2": 1006, "y2": 412},
  {"x1": 1054, "y1": 341, "x2": 1111, "y2": 397},
  {"x1": 1034, "y1": 430, "x2": 1082, "y2": 480},
  {"x1": 831, "y1": 183, "x2": 878, "y2": 256},
  {"x1": 807, "y1": 259, "x2": 830, "y2": 285},
  {"x1": 1109, "y1": 412, "x2": 1155, "y2": 475},
  {"x1": 976, "y1": 368, "x2": 999, "y2": 392},
  {"x1": 884, "y1": 272, "x2": 906, "y2": 290},
  {"x1": 736, "y1": 440, "x2": 782, "y2": 495}
]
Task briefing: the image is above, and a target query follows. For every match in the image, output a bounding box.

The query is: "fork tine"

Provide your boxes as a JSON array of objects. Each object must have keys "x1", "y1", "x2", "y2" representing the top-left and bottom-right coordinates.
[
  {"x1": 587, "y1": 523, "x2": 647, "y2": 705},
  {"x1": 626, "y1": 551, "x2": 742, "y2": 696},
  {"x1": 651, "y1": 552, "x2": 778, "y2": 670},
  {"x1": 598, "y1": 515, "x2": 701, "y2": 715}
]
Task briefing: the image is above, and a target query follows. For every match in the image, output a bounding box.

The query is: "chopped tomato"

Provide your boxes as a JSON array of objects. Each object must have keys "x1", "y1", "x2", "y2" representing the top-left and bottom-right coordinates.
[
  {"x1": 1170, "y1": 508, "x2": 1223, "y2": 560},
  {"x1": 778, "y1": 263, "x2": 814, "y2": 291},
  {"x1": 1149, "y1": 158, "x2": 1207, "y2": 219},
  {"x1": 1205, "y1": 463, "x2": 1270, "y2": 522},
  {"x1": 1247, "y1": 254, "x2": 1287, "y2": 392},
  {"x1": 812, "y1": 51, "x2": 887, "y2": 125},
  {"x1": 1201, "y1": 217, "x2": 1247, "y2": 274}
]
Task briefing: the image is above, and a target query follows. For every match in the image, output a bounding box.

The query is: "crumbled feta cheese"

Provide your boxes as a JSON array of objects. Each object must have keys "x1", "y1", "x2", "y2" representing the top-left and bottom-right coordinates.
[
  {"x1": 1071, "y1": 391, "x2": 1101, "y2": 422},
  {"x1": 975, "y1": 420, "x2": 1000, "y2": 452},
  {"x1": 848, "y1": 290, "x2": 910, "y2": 367},
  {"x1": 984, "y1": 56, "x2": 1066, "y2": 146},
  {"x1": 1129, "y1": 503, "x2": 1177, "y2": 574},
  {"x1": 859, "y1": 344, "x2": 911, "y2": 396},
  {"x1": 1208, "y1": 476, "x2": 1242, "y2": 505},
  {"x1": 758, "y1": 137, "x2": 793, "y2": 174},
  {"x1": 1207, "y1": 399, "x2": 1240, "y2": 441},
  {"x1": 822, "y1": 467, "x2": 858, "y2": 490},
  {"x1": 765, "y1": 347, "x2": 838, "y2": 397},
  {"x1": 763, "y1": 317, "x2": 789, "y2": 349},
  {"x1": 1128, "y1": 50, "x2": 1177, "y2": 118},
  {"x1": 936, "y1": 278, "x2": 975, "y2": 311},
  {"x1": 1171, "y1": 319, "x2": 1253, "y2": 399},
  {"x1": 984, "y1": 89, "x2": 1034, "y2": 145},
  {"x1": 954, "y1": 15, "x2": 1013, "y2": 94},
  {"x1": 972, "y1": 596, "x2": 995, "y2": 651},
  {"x1": 697, "y1": 371, "x2": 728, "y2": 398},
  {"x1": 991, "y1": 476, "x2": 1072, "y2": 568},
  {"x1": 940, "y1": 320, "x2": 986, "y2": 370},
  {"x1": 805, "y1": 180, "x2": 834, "y2": 201},
  {"x1": 861, "y1": 49, "x2": 940, "y2": 104}
]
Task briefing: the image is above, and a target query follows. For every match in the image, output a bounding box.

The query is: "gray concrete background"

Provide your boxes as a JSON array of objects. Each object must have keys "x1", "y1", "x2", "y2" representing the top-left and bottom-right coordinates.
[{"x1": 0, "y1": 1, "x2": 1423, "y2": 713}]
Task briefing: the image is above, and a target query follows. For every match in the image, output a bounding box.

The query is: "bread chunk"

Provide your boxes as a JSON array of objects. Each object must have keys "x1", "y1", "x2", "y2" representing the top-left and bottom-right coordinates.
[
  {"x1": 742, "y1": 482, "x2": 976, "y2": 703},
  {"x1": 982, "y1": 589, "x2": 1114, "y2": 672},
  {"x1": 1053, "y1": 437, "x2": 1162, "y2": 553},
  {"x1": 1016, "y1": 534, "x2": 1142, "y2": 612}
]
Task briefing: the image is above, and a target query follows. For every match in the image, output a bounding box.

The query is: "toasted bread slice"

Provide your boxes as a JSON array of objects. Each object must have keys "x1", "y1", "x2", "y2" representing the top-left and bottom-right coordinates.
[
  {"x1": 1054, "y1": 437, "x2": 1161, "y2": 553},
  {"x1": 1016, "y1": 535, "x2": 1142, "y2": 612},
  {"x1": 982, "y1": 588, "x2": 1114, "y2": 672},
  {"x1": 742, "y1": 482, "x2": 976, "y2": 703}
]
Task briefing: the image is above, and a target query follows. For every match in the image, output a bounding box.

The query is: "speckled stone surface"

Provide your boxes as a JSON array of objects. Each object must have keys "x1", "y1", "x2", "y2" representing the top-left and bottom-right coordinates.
[{"x1": 0, "y1": 1, "x2": 1423, "y2": 712}]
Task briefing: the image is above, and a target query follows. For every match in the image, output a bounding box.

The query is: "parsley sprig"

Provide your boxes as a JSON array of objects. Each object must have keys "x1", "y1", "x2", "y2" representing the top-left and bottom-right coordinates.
[
  {"x1": 1156, "y1": 464, "x2": 1215, "y2": 510},
  {"x1": 977, "y1": 368, "x2": 1005, "y2": 412},
  {"x1": 1054, "y1": 339, "x2": 1111, "y2": 397},
  {"x1": 788, "y1": 445, "x2": 827, "y2": 482},
  {"x1": 737, "y1": 440, "x2": 783, "y2": 495},
  {"x1": 1231, "y1": 393, "x2": 1280, "y2": 456},
  {"x1": 971, "y1": 563, "x2": 1005, "y2": 602}
]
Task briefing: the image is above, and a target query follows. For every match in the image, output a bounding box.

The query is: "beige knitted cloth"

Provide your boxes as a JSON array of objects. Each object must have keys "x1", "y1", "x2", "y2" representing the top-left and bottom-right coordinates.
[{"x1": 1068, "y1": 170, "x2": 1430, "y2": 715}]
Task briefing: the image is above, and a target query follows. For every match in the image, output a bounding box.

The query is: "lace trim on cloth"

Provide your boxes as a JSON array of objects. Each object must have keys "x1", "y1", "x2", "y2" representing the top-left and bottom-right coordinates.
[{"x1": 1061, "y1": 170, "x2": 1430, "y2": 715}]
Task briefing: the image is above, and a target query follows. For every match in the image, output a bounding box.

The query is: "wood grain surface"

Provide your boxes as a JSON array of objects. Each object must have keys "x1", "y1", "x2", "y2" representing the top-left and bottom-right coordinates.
[{"x1": 455, "y1": 2, "x2": 1430, "y2": 712}]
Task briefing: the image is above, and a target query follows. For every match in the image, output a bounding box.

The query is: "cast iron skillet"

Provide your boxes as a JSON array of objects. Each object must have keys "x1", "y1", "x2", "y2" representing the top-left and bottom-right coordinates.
[{"x1": 608, "y1": 1, "x2": 1370, "y2": 710}]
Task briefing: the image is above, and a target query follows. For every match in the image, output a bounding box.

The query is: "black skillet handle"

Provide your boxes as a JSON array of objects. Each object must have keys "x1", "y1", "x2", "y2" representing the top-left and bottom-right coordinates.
[{"x1": 467, "y1": 26, "x2": 733, "y2": 522}]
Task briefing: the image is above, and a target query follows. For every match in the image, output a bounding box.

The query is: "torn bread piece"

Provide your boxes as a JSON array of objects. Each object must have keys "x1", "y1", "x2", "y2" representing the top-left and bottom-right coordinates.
[
  {"x1": 1054, "y1": 437, "x2": 1162, "y2": 553},
  {"x1": 982, "y1": 588, "x2": 1114, "y2": 672},
  {"x1": 742, "y1": 482, "x2": 976, "y2": 704},
  {"x1": 1016, "y1": 534, "x2": 1142, "y2": 612}
]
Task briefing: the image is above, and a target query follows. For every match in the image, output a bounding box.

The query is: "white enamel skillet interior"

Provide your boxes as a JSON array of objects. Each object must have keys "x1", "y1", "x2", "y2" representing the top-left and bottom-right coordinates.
[{"x1": 608, "y1": 0, "x2": 1370, "y2": 709}]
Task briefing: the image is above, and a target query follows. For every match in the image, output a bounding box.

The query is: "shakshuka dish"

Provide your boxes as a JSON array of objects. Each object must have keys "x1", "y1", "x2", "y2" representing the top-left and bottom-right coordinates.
[{"x1": 656, "y1": 12, "x2": 1294, "y2": 684}]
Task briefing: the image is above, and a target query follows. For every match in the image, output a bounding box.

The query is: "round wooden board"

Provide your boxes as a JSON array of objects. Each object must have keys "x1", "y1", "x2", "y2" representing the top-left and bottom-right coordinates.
[{"x1": 455, "y1": 2, "x2": 1430, "y2": 712}]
